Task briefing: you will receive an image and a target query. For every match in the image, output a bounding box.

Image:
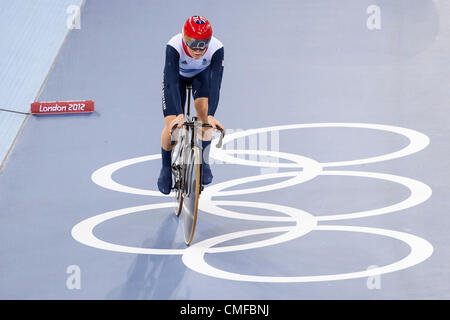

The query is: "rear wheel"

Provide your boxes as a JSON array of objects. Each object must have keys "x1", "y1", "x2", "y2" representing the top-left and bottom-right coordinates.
[
  {"x1": 171, "y1": 132, "x2": 185, "y2": 217},
  {"x1": 173, "y1": 166, "x2": 184, "y2": 216},
  {"x1": 182, "y1": 146, "x2": 201, "y2": 245}
]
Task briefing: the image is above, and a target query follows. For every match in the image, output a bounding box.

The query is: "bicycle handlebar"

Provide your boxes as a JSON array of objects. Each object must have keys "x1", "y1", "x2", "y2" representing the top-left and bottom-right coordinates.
[
  {"x1": 169, "y1": 122, "x2": 225, "y2": 148},
  {"x1": 202, "y1": 123, "x2": 225, "y2": 148}
]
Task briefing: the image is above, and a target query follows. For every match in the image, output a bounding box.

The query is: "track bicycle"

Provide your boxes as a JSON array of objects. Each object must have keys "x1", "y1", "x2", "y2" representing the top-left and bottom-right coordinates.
[{"x1": 169, "y1": 84, "x2": 225, "y2": 245}]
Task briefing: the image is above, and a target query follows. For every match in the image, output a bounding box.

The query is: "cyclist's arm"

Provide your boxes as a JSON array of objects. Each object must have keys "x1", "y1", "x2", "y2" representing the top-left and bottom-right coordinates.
[
  {"x1": 208, "y1": 47, "x2": 224, "y2": 117},
  {"x1": 164, "y1": 45, "x2": 184, "y2": 116}
]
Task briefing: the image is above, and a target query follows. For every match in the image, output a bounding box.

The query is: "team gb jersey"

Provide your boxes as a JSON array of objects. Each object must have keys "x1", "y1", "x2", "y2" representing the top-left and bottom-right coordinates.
[{"x1": 167, "y1": 33, "x2": 223, "y2": 78}]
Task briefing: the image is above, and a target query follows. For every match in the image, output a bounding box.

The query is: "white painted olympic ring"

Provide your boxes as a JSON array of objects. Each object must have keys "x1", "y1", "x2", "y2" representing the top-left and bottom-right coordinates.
[
  {"x1": 197, "y1": 170, "x2": 431, "y2": 222},
  {"x1": 182, "y1": 225, "x2": 433, "y2": 282},
  {"x1": 317, "y1": 171, "x2": 432, "y2": 221},
  {"x1": 72, "y1": 201, "x2": 317, "y2": 255},
  {"x1": 211, "y1": 122, "x2": 429, "y2": 168}
]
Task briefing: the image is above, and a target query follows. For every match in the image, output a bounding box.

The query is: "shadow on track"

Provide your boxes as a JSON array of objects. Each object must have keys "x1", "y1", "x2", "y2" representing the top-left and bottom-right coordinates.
[{"x1": 106, "y1": 213, "x2": 188, "y2": 299}]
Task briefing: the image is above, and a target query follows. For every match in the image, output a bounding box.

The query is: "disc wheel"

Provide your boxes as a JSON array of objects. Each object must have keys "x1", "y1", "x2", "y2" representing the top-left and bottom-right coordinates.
[{"x1": 182, "y1": 146, "x2": 201, "y2": 245}]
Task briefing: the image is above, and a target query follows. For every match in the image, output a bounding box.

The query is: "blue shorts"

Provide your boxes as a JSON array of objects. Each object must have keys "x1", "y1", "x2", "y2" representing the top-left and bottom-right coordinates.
[{"x1": 162, "y1": 67, "x2": 211, "y2": 117}]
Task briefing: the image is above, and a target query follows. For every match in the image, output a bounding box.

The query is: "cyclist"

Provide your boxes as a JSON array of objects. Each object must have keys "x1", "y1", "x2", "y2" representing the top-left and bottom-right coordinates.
[{"x1": 158, "y1": 16, "x2": 225, "y2": 194}]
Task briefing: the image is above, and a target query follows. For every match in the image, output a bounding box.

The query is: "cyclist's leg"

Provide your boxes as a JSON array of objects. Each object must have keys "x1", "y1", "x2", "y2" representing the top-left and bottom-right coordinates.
[
  {"x1": 192, "y1": 67, "x2": 211, "y2": 129},
  {"x1": 158, "y1": 77, "x2": 187, "y2": 194},
  {"x1": 192, "y1": 68, "x2": 213, "y2": 142},
  {"x1": 192, "y1": 68, "x2": 214, "y2": 184},
  {"x1": 161, "y1": 115, "x2": 176, "y2": 151},
  {"x1": 161, "y1": 75, "x2": 187, "y2": 150},
  {"x1": 158, "y1": 116, "x2": 175, "y2": 194}
]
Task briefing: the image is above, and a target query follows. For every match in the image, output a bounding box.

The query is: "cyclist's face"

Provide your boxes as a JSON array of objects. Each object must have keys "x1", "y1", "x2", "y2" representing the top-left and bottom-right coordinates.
[{"x1": 186, "y1": 46, "x2": 207, "y2": 59}]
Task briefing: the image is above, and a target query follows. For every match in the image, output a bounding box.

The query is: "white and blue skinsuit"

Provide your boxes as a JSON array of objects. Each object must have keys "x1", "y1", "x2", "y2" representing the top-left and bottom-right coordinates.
[{"x1": 161, "y1": 33, "x2": 224, "y2": 117}]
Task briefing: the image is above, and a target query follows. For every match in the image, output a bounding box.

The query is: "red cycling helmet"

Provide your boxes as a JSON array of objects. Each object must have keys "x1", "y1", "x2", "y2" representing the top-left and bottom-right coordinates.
[{"x1": 182, "y1": 16, "x2": 212, "y2": 50}]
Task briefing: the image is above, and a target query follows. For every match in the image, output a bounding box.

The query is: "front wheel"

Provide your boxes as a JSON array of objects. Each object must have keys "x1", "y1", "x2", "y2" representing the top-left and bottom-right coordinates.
[{"x1": 182, "y1": 146, "x2": 201, "y2": 245}]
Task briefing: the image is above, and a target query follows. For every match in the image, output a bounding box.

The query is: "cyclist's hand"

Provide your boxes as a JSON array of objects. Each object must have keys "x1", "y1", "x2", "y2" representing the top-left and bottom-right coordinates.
[
  {"x1": 207, "y1": 115, "x2": 225, "y2": 133},
  {"x1": 169, "y1": 114, "x2": 184, "y2": 134}
]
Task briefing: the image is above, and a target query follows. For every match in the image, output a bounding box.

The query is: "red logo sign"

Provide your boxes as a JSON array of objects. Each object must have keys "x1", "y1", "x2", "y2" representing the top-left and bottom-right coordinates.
[{"x1": 31, "y1": 100, "x2": 94, "y2": 114}]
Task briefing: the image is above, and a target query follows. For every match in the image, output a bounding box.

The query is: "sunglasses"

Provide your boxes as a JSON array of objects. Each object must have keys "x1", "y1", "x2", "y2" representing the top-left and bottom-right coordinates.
[{"x1": 184, "y1": 35, "x2": 211, "y2": 50}]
